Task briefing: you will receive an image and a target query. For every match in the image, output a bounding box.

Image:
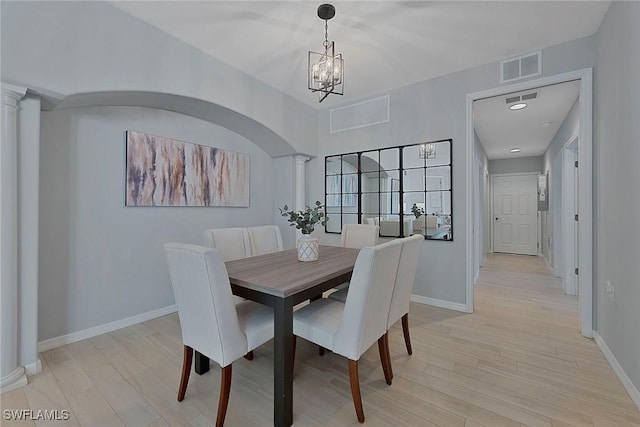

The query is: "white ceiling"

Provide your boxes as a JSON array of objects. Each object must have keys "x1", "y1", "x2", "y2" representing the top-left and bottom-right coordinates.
[
  {"x1": 110, "y1": 1, "x2": 609, "y2": 109},
  {"x1": 473, "y1": 80, "x2": 580, "y2": 159}
]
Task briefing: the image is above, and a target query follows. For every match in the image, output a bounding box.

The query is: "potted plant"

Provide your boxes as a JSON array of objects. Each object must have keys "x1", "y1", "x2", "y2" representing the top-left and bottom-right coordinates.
[
  {"x1": 411, "y1": 203, "x2": 424, "y2": 219},
  {"x1": 280, "y1": 201, "x2": 329, "y2": 262}
]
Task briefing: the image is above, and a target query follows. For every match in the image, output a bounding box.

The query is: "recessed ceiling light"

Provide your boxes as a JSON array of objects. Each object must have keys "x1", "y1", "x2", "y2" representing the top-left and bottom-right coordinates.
[
  {"x1": 509, "y1": 103, "x2": 527, "y2": 110},
  {"x1": 541, "y1": 121, "x2": 554, "y2": 127},
  {"x1": 510, "y1": 148, "x2": 521, "y2": 153}
]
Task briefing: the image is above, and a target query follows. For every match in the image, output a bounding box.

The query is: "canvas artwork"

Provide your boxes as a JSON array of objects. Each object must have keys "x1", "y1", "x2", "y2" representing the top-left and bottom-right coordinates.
[{"x1": 125, "y1": 131, "x2": 250, "y2": 207}]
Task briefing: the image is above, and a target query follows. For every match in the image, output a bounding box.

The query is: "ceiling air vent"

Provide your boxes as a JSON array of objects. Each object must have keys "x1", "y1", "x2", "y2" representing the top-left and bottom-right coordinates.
[
  {"x1": 504, "y1": 91, "x2": 539, "y2": 105},
  {"x1": 500, "y1": 51, "x2": 542, "y2": 83}
]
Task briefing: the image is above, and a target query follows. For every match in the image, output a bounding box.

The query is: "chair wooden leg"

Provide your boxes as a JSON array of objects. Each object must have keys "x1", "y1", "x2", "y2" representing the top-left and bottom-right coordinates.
[
  {"x1": 401, "y1": 313, "x2": 413, "y2": 355},
  {"x1": 177, "y1": 345, "x2": 193, "y2": 402},
  {"x1": 348, "y1": 359, "x2": 365, "y2": 423},
  {"x1": 377, "y1": 334, "x2": 392, "y2": 385},
  {"x1": 243, "y1": 351, "x2": 254, "y2": 361},
  {"x1": 216, "y1": 364, "x2": 232, "y2": 427},
  {"x1": 384, "y1": 333, "x2": 393, "y2": 380}
]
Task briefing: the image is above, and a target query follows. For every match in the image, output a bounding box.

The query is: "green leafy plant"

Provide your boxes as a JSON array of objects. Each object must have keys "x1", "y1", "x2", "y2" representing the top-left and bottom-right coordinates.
[
  {"x1": 411, "y1": 203, "x2": 424, "y2": 219},
  {"x1": 279, "y1": 201, "x2": 329, "y2": 234}
]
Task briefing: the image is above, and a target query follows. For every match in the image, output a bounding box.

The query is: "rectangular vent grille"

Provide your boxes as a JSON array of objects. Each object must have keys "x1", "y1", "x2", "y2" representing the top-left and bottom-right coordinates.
[
  {"x1": 500, "y1": 51, "x2": 542, "y2": 83},
  {"x1": 504, "y1": 91, "x2": 539, "y2": 105},
  {"x1": 330, "y1": 95, "x2": 390, "y2": 133}
]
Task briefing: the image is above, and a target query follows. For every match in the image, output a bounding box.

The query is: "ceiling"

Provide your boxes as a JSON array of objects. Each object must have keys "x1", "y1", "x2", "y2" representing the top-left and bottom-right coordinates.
[
  {"x1": 110, "y1": 1, "x2": 609, "y2": 109},
  {"x1": 473, "y1": 80, "x2": 580, "y2": 159}
]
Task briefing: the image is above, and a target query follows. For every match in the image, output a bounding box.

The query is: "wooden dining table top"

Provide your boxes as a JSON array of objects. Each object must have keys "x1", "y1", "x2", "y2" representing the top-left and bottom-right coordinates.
[{"x1": 225, "y1": 245, "x2": 359, "y2": 298}]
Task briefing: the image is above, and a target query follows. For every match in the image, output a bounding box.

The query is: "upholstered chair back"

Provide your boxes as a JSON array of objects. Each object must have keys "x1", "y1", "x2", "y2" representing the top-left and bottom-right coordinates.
[
  {"x1": 245, "y1": 225, "x2": 284, "y2": 256},
  {"x1": 333, "y1": 239, "x2": 402, "y2": 360},
  {"x1": 388, "y1": 235, "x2": 423, "y2": 328},
  {"x1": 164, "y1": 243, "x2": 247, "y2": 367},
  {"x1": 204, "y1": 227, "x2": 252, "y2": 261},
  {"x1": 340, "y1": 224, "x2": 380, "y2": 249}
]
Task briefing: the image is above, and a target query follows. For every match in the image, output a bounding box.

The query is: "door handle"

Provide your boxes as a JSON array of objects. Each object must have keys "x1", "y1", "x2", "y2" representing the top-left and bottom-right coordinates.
[{"x1": 495, "y1": 217, "x2": 501, "y2": 221}]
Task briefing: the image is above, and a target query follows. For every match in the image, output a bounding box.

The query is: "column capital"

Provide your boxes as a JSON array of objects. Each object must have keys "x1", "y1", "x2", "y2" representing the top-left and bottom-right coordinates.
[
  {"x1": 293, "y1": 155, "x2": 311, "y2": 166},
  {"x1": 2, "y1": 83, "x2": 27, "y2": 108}
]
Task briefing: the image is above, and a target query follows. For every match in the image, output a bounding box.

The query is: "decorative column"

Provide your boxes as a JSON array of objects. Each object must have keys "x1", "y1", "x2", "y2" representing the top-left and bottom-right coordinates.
[
  {"x1": 294, "y1": 155, "x2": 310, "y2": 239},
  {"x1": 1, "y1": 84, "x2": 27, "y2": 393},
  {"x1": 294, "y1": 155, "x2": 310, "y2": 212}
]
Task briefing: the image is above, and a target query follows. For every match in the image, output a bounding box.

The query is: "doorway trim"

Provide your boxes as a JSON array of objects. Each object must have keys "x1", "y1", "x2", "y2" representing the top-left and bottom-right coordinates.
[{"x1": 466, "y1": 68, "x2": 593, "y2": 337}]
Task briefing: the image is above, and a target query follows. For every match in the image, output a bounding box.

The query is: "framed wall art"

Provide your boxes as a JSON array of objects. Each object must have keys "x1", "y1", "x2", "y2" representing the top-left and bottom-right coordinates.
[{"x1": 125, "y1": 131, "x2": 250, "y2": 207}]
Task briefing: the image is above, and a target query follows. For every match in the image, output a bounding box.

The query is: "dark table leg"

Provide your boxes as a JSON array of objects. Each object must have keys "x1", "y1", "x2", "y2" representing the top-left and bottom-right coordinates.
[
  {"x1": 194, "y1": 351, "x2": 210, "y2": 375},
  {"x1": 273, "y1": 297, "x2": 294, "y2": 427}
]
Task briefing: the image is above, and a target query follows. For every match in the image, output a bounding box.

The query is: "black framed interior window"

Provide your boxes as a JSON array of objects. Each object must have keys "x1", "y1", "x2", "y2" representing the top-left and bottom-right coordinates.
[{"x1": 324, "y1": 139, "x2": 452, "y2": 241}]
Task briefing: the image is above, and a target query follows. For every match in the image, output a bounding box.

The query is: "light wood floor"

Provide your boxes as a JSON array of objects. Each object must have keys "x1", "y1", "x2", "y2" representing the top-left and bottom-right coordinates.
[{"x1": 3, "y1": 254, "x2": 639, "y2": 426}]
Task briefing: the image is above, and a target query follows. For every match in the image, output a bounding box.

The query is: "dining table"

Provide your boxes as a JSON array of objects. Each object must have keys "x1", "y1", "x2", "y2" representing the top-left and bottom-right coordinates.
[{"x1": 193, "y1": 244, "x2": 360, "y2": 427}]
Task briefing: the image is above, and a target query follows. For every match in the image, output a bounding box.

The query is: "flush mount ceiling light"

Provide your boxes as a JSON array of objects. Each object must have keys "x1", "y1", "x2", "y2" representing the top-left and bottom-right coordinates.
[
  {"x1": 419, "y1": 143, "x2": 436, "y2": 159},
  {"x1": 510, "y1": 148, "x2": 521, "y2": 153},
  {"x1": 509, "y1": 103, "x2": 527, "y2": 110},
  {"x1": 308, "y1": 4, "x2": 344, "y2": 103}
]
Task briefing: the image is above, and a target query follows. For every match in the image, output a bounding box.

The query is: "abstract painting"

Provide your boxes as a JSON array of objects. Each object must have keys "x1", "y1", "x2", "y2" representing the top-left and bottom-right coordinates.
[{"x1": 125, "y1": 131, "x2": 250, "y2": 207}]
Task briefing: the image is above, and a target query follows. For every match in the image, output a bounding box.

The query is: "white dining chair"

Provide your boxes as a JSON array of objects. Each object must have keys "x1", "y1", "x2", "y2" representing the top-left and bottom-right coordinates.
[
  {"x1": 340, "y1": 223, "x2": 380, "y2": 248},
  {"x1": 245, "y1": 225, "x2": 284, "y2": 256},
  {"x1": 387, "y1": 235, "x2": 424, "y2": 357},
  {"x1": 164, "y1": 243, "x2": 274, "y2": 427},
  {"x1": 292, "y1": 239, "x2": 402, "y2": 423},
  {"x1": 204, "y1": 227, "x2": 252, "y2": 261},
  {"x1": 328, "y1": 224, "x2": 380, "y2": 304},
  {"x1": 203, "y1": 227, "x2": 255, "y2": 356}
]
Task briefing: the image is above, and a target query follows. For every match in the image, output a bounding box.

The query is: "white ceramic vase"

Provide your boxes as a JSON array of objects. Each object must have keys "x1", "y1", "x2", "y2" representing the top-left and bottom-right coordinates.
[{"x1": 297, "y1": 235, "x2": 319, "y2": 262}]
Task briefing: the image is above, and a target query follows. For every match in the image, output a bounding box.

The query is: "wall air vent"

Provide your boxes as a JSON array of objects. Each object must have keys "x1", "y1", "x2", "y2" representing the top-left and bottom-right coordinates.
[
  {"x1": 330, "y1": 95, "x2": 390, "y2": 134},
  {"x1": 521, "y1": 92, "x2": 538, "y2": 101},
  {"x1": 500, "y1": 51, "x2": 542, "y2": 83},
  {"x1": 505, "y1": 96, "x2": 521, "y2": 104}
]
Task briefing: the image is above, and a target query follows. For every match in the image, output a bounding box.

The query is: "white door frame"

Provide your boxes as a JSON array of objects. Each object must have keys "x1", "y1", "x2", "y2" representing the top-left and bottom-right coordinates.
[
  {"x1": 562, "y1": 136, "x2": 579, "y2": 295},
  {"x1": 489, "y1": 172, "x2": 540, "y2": 255},
  {"x1": 551, "y1": 149, "x2": 563, "y2": 278},
  {"x1": 466, "y1": 68, "x2": 593, "y2": 337}
]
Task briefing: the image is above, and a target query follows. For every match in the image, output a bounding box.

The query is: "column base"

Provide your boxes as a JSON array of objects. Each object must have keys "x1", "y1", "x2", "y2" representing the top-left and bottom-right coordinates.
[
  {"x1": 24, "y1": 359, "x2": 42, "y2": 376},
  {"x1": 1, "y1": 366, "x2": 27, "y2": 394}
]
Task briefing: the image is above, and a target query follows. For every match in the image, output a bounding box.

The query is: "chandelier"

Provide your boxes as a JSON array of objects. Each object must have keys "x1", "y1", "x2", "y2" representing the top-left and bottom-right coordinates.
[
  {"x1": 419, "y1": 143, "x2": 436, "y2": 159},
  {"x1": 308, "y1": 4, "x2": 344, "y2": 103}
]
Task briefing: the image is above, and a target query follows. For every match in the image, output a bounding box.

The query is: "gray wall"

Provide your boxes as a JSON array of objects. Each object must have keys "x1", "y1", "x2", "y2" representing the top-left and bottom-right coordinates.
[
  {"x1": 38, "y1": 106, "x2": 277, "y2": 340},
  {"x1": 488, "y1": 156, "x2": 543, "y2": 175},
  {"x1": 309, "y1": 35, "x2": 596, "y2": 305},
  {"x1": 594, "y1": 1, "x2": 640, "y2": 394}
]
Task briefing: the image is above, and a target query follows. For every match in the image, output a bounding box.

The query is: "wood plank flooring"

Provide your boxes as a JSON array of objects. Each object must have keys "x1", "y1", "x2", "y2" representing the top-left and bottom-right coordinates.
[{"x1": 2, "y1": 253, "x2": 639, "y2": 426}]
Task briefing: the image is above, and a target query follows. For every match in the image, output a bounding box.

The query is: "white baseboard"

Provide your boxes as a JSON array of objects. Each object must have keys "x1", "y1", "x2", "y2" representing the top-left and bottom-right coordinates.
[
  {"x1": 38, "y1": 305, "x2": 177, "y2": 353},
  {"x1": 593, "y1": 332, "x2": 640, "y2": 410},
  {"x1": 0, "y1": 367, "x2": 27, "y2": 394},
  {"x1": 411, "y1": 294, "x2": 469, "y2": 313},
  {"x1": 24, "y1": 359, "x2": 42, "y2": 376}
]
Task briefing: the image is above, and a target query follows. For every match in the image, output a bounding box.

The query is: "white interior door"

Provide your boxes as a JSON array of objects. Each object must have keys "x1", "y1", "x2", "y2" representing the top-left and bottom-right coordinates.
[{"x1": 493, "y1": 174, "x2": 538, "y2": 255}]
